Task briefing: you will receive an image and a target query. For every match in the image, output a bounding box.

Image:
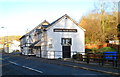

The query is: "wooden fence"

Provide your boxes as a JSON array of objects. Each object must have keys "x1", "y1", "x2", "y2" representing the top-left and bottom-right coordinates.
[
  {"x1": 77, "y1": 53, "x2": 120, "y2": 68},
  {"x1": 107, "y1": 44, "x2": 120, "y2": 53}
]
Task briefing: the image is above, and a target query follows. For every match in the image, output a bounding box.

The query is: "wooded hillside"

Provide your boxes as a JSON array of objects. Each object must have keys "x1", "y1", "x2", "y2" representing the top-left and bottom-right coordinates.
[
  {"x1": 79, "y1": 12, "x2": 118, "y2": 44},
  {"x1": 0, "y1": 36, "x2": 21, "y2": 44}
]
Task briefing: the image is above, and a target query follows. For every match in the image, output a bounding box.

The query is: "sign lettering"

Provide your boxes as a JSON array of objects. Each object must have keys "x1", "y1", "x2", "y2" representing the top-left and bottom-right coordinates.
[{"x1": 53, "y1": 29, "x2": 77, "y2": 32}]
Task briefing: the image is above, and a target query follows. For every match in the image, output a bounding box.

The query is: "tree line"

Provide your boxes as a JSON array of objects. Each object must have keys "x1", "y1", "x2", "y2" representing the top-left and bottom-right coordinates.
[
  {"x1": 0, "y1": 35, "x2": 21, "y2": 44},
  {"x1": 79, "y1": 1, "x2": 119, "y2": 44}
]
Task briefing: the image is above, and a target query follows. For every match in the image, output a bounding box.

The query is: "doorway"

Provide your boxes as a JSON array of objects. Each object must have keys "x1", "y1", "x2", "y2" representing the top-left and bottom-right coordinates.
[
  {"x1": 61, "y1": 38, "x2": 72, "y2": 58},
  {"x1": 62, "y1": 46, "x2": 71, "y2": 58}
]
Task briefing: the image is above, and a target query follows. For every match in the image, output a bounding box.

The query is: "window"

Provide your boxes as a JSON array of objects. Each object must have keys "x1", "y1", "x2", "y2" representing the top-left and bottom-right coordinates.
[
  {"x1": 49, "y1": 44, "x2": 53, "y2": 48},
  {"x1": 61, "y1": 38, "x2": 72, "y2": 46}
]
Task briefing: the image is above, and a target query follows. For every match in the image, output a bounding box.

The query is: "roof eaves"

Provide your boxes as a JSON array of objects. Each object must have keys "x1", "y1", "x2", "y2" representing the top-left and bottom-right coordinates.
[
  {"x1": 19, "y1": 35, "x2": 27, "y2": 40},
  {"x1": 20, "y1": 20, "x2": 50, "y2": 40},
  {"x1": 66, "y1": 15, "x2": 86, "y2": 31},
  {"x1": 29, "y1": 40, "x2": 40, "y2": 47},
  {"x1": 46, "y1": 14, "x2": 86, "y2": 31},
  {"x1": 46, "y1": 14, "x2": 67, "y2": 30}
]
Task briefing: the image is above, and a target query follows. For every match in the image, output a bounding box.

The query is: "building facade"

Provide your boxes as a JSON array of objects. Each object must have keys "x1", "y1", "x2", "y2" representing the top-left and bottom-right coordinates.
[
  {"x1": 20, "y1": 14, "x2": 85, "y2": 59},
  {"x1": 4, "y1": 40, "x2": 20, "y2": 53}
]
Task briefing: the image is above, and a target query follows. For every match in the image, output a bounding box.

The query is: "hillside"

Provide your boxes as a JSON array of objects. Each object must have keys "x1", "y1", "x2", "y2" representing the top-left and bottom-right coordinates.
[{"x1": 0, "y1": 35, "x2": 21, "y2": 44}]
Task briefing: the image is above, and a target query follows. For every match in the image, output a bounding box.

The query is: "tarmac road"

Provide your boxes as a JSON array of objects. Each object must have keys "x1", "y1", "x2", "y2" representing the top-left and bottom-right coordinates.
[{"x1": 1, "y1": 53, "x2": 117, "y2": 77}]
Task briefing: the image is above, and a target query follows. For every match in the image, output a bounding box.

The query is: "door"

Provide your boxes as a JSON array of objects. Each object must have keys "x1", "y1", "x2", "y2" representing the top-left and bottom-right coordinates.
[{"x1": 62, "y1": 46, "x2": 71, "y2": 58}]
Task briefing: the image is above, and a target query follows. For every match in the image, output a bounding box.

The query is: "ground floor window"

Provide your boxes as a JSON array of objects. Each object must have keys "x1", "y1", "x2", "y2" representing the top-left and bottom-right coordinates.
[{"x1": 49, "y1": 44, "x2": 53, "y2": 48}]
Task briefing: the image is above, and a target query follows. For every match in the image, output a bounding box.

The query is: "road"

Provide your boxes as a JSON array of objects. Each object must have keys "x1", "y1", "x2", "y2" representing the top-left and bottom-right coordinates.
[{"x1": 1, "y1": 53, "x2": 116, "y2": 77}]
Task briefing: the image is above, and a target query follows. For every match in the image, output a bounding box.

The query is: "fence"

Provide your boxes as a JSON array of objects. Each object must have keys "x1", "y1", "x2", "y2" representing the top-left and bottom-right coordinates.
[
  {"x1": 107, "y1": 44, "x2": 120, "y2": 53},
  {"x1": 75, "y1": 52, "x2": 120, "y2": 68},
  {"x1": 43, "y1": 51, "x2": 120, "y2": 68},
  {"x1": 33, "y1": 50, "x2": 120, "y2": 68},
  {"x1": 41, "y1": 51, "x2": 78, "y2": 59}
]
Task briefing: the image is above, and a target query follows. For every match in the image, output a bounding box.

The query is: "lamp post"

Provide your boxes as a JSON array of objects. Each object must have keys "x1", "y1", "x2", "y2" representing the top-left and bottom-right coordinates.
[
  {"x1": 0, "y1": 26, "x2": 9, "y2": 53},
  {"x1": 0, "y1": 27, "x2": 4, "y2": 52}
]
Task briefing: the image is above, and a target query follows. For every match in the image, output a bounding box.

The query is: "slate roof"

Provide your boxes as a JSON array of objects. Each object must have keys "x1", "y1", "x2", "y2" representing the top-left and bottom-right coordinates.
[
  {"x1": 46, "y1": 14, "x2": 86, "y2": 31},
  {"x1": 35, "y1": 29, "x2": 42, "y2": 32},
  {"x1": 19, "y1": 20, "x2": 50, "y2": 40},
  {"x1": 20, "y1": 14, "x2": 85, "y2": 40},
  {"x1": 42, "y1": 25, "x2": 49, "y2": 28}
]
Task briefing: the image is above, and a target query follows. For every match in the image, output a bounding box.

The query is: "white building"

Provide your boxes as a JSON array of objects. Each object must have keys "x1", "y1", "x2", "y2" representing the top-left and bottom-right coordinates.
[
  {"x1": 4, "y1": 40, "x2": 20, "y2": 53},
  {"x1": 20, "y1": 14, "x2": 85, "y2": 59}
]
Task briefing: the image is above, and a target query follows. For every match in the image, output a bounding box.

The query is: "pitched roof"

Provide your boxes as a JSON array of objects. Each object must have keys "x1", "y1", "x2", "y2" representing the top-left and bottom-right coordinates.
[
  {"x1": 38, "y1": 20, "x2": 50, "y2": 28},
  {"x1": 29, "y1": 40, "x2": 40, "y2": 47},
  {"x1": 46, "y1": 14, "x2": 86, "y2": 31},
  {"x1": 19, "y1": 20, "x2": 50, "y2": 40},
  {"x1": 20, "y1": 14, "x2": 85, "y2": 40},
  {"x1": 19, "y1": 35, "x2": 27, "y2": 40}
]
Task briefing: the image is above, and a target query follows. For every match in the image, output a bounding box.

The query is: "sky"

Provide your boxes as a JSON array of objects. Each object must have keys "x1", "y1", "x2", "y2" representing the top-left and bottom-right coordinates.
[{"x1": 0, "y1": 0, "x2": 119, "y2": 36}]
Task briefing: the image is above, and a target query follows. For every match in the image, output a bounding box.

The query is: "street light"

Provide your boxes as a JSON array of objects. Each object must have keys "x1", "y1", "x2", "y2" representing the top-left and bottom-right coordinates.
[
  {"x1": 0, "y1": 27, "x2": 5, "y2": 52},
  {"x1": 0, "y1": 26, "x2": 9, "y2": 53}
]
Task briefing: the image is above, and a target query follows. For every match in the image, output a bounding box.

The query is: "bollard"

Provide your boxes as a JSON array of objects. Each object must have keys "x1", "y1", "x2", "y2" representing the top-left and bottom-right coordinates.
[
  {"x1": 115, "y1": 55, "x2": 118, "y2": 67},
  {"x1": 98, "y1": 54, "x2": 101, "y2": 65},
  {"x1": 101, "y1": 54, "x2": 104, "y2": 66},
  {"x1": 86, "y1": 54, "x2": 89, "y2": 64},
  {"x1": 112, "y1": 55, "x2": 115, "y2": 67}
]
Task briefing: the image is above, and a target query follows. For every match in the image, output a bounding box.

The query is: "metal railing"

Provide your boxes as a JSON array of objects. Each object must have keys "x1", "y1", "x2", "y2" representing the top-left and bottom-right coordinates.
[
  {"x1": 40, "y1": 50, "x2": 78, "y2": 59},
  {"x1": 41, "y1": 51, "x2": 120, "y2": 68}
]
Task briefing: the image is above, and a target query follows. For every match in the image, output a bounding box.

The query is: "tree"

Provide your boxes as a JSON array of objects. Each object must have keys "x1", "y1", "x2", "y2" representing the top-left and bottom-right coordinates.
[
  {"x1": 79, "y1": 13, "x2": 102, "y2": 44},
  {"x1": 79, "y1": 0, "x2": 118, "y2": 44},
  {"x1": 117, "y1": 24, "x2": 120, "y2": 40},
  {"x1": 0, "y1": 35, "x2": 21, "y2": 46}
]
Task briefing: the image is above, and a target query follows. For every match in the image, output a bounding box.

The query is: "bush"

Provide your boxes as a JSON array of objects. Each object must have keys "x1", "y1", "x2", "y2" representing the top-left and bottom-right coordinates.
[
  {"x1": 85, "y1": 48, "x2": 98, "y2": 53},
  {"x1": 72, "y1": 53, "x2": 83, "y2": 61},
  {"x1": 98, "y1": 47, "x2": 117, "y2": 52},
  {"x1": 91, "y1": 48, "x2": 98, "y2": 53},
  {"x1": 85, "y1": 48, "x2": 92, "y2": 53},
  {"x1": 16, "y1": 50, "x2": 20, "y2": 52}
]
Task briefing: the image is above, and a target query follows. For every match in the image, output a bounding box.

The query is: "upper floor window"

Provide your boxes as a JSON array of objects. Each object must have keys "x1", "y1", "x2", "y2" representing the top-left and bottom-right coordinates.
[{"x1": 49, "y1": 44, "x2": 53, "y2": 48}]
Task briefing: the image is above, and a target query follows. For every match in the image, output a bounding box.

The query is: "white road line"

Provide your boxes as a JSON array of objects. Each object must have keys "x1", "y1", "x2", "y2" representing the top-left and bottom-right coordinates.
[
  {"x1": 22, "y1": 66, "x2": 43, "y2": 73},
  {"x1": 9, "y1": 61, "x2": 20, "y2": 66},
  {"x1": 8, "y1": 61, "x2": 43, "y2": 74}
]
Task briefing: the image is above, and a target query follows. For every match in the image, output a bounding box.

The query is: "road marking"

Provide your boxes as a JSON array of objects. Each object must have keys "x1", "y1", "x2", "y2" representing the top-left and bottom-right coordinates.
[
  {"x1": 1, "y1": 63, "x2": 10, "y2": 67},
  {"x1": 0, "y1": 58, "x2": 2, "y2": 60},
  {"x1": 8, "y1": 61, "x2": 43, "y2": 74},
  {"x1": 9, "y1": 61, "x2": 20, "y2": 66},
  {"x1": 22, "y1": 66, "x2": 43, "y2": 73}
]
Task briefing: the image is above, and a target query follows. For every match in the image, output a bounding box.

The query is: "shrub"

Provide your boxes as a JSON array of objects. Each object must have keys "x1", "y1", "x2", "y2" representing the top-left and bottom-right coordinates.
[
  {"x1": 98, "y1": 47, "x2": 117, "y2": 52},
  {"x1": 91, "y1": 48, "x2": 97, "y2": 53},
  {"x1": 72, "y1": 53, "x2": 83, "y2": 61}
]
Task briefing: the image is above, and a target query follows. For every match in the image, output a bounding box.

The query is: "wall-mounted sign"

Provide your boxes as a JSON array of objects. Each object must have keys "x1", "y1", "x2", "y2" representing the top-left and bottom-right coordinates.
[{"x1": 53, "y1": 29, "x2": 77, "y2": 32}]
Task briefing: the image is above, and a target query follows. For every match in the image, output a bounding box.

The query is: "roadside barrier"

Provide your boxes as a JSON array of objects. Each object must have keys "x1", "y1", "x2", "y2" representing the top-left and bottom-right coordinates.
[
  {"x1": 25, "y1": 50, "x2": 120, "y2": 68},
  {"x1": 80, "y1": 52, "x2": 120, "y2": 68}
]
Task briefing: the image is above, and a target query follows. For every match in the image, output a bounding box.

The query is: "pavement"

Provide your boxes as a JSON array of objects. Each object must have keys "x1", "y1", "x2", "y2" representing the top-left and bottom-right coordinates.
[{"x1": 1, "y1": 53, "x2": 120, "y2": 77}]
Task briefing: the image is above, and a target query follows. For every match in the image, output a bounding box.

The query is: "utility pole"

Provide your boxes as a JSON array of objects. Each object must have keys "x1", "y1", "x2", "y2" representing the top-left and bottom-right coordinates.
[
  {"x1": 1, "y1": 26, "x2": 9, "y2": 53},
  {"x1": 0, "y1": 27, "x2": 5, "y2": 52}
]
